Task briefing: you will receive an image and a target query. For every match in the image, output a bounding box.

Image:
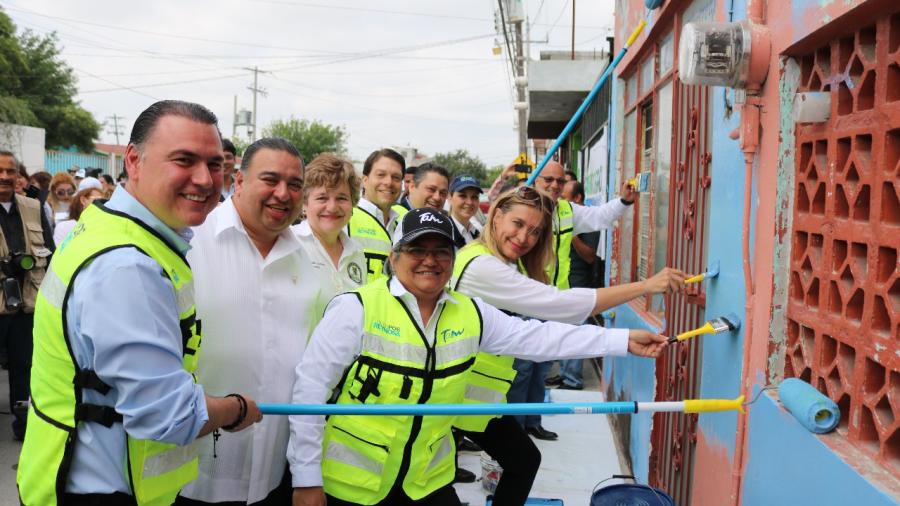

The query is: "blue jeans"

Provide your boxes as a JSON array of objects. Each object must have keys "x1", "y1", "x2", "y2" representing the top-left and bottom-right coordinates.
[
  {"x1": 559, "y1": 358, "x2": 584, "y2": 388},
  {"x1": 508, "y1": 358, "x2": 550, "y2": 428}
]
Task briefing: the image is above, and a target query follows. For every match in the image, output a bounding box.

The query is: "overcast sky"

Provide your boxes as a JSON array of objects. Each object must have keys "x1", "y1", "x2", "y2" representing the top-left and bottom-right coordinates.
[{"x1": 5, "y1": 0, "x2": 613, "y2": 166}]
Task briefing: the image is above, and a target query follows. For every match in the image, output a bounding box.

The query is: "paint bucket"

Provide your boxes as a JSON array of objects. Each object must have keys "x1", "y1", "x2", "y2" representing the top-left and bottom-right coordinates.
[
  {"x1": 480, "y1": 451, "x2": 503, "y2": 494},
  {"x1": 590, "y1": 475, "x2": 674, "y2": 506}
]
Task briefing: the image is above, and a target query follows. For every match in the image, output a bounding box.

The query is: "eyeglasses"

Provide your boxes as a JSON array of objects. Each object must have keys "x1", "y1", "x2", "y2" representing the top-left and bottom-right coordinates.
[
  {"x1": 539, "y1": 175, "x2": 567, "y2": 186},
  {"x1": 54, "y1": 189, "x2": 75, "y2": 197},
  {"x1": 399, "y1": 246, "x2": 454, "y2": 262}
]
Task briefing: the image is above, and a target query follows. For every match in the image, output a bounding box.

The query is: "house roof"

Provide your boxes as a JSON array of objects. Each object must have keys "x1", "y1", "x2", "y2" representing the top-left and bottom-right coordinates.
[{"x1": 94, "y1": 143, "x2": 127, "y2": 156}]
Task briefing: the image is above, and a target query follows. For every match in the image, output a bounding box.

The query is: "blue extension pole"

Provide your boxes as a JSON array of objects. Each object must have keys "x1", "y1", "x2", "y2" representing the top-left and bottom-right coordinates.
[
  {"x1": 259, "y1": 397, "x2": 744, "y2": 416},
  {"x1": 524, "y1": 20, "x2": 648, "y2": 187},
  {"x1": 259, "y1": 402, "x2": 640, "y2": 416}
]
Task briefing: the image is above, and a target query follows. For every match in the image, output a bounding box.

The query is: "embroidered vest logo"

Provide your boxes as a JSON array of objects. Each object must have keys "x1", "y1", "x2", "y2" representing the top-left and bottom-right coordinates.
[
  {"x1": 440, "y1": 327, "x2": 465, "y2": 342},
  {"x1": 373, "y1": 321, "x2": 401, "y2": 337}
]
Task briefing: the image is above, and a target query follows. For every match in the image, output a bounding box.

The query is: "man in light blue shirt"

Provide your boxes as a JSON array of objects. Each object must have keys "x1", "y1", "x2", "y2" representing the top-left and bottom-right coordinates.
[{"x1": 20, "y1": 100, "x2": 263, "y2": 504}]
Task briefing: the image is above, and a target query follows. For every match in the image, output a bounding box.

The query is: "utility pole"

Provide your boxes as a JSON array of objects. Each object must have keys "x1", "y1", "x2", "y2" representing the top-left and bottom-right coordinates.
[
  {"x1": 106, "y1": 114, "x2": 126, "y2": 145},
  {"x1": 571, "y1": 0, "x2": 576, "y2": 60},
  {"x1": 232, "y1": 95, "x2": 238, "y2": 138},
  {"x1": 244, "y1": 66, "x2": 268, "y2": 141},
  {"x1": 514, "y1": 17, "x2": 527, "y2": 158}
]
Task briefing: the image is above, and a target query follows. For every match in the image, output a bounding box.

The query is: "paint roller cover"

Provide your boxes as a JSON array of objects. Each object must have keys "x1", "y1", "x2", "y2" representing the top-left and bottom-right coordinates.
[{"x1": 778, "y1": 378, "x2": 840, "y2": 434}]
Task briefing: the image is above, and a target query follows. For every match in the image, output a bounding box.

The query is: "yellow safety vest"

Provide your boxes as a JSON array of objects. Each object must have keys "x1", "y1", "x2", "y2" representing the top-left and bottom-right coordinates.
[
  {"x1": 547, "y1": 198, "x2": 574, "y2": 289},
  {"x1": 449, "y1": 242, "x2": 520, "y2": 432},
  {"x1": 17, "y1": 203, "x2": 203, "y2": 506},
  {"x1": 347, "y1": 205, "x2": 407, "y2": 282},
  {"x1": 321, "y1": 278, "x2": 482, "y2": 504}
]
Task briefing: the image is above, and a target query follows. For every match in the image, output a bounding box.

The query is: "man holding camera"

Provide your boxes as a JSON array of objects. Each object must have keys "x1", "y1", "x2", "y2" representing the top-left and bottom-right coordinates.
[{"x1": 0, "y1": 150, "x2": 54, "y2": 441}]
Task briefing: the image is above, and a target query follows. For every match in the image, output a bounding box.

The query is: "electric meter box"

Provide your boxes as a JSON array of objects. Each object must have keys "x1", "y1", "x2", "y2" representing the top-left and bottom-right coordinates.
[{"x1": 679, "y1": 20, "x2": 761, "y2": 88}]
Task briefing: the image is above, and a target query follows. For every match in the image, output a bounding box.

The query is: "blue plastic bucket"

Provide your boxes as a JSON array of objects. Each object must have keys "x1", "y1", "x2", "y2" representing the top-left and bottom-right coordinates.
[{"x1": 590, "y1": 483, "x2": 675, "y2": 506}]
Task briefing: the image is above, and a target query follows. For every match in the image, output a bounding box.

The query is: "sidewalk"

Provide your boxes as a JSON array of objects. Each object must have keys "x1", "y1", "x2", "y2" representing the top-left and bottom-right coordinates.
[{"x1": 454, "y1": 361, "x2": 624, "y2": 505}]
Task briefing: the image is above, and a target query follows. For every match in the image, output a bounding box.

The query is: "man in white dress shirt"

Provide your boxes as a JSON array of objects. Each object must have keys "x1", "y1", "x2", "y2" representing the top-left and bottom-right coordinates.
[{"x1": 178, "y1": 138, "x2": 317, "y2": 505}]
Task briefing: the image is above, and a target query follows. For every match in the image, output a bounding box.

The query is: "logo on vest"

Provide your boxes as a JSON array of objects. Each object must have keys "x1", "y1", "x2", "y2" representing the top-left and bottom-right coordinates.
[
  {"x1": 419, "y1": 212, "x2": 444, "y2": 225},
  {"x1": 373, "y1": 321, "x2": 401, "y2": 337},
  {"x1": 348, "y1": 262, "x2": 363, "y2": 284},
  {"x1": 440, "y1": 327, "x2": 465, "y2": 342}
]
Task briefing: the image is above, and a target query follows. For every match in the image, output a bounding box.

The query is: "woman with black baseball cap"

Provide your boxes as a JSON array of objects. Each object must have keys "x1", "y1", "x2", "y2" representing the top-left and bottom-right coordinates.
[{"x1": 288, "y1": 207, "x2": 669, "y2": 506}]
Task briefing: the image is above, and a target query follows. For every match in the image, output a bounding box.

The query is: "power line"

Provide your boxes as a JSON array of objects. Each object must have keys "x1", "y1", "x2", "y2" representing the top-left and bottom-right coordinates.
[
  {"x1": 496, "y1": 0, "x2": 518, "y2": 79},
  {"x1": 245, "y1": 0, "x2": 607, "y2": 29},
  {"x1": 544, "y1": 0, "x2": 572, "y2": 38}
]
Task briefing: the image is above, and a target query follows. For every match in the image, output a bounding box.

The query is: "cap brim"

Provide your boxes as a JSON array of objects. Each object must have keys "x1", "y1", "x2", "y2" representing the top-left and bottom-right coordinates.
[
  {"x1": 452, "y1": 184, "x2": 483, "y2": 193},
  {"x1": 394, "y1": 227, "x2": 454, "y2": 248}
]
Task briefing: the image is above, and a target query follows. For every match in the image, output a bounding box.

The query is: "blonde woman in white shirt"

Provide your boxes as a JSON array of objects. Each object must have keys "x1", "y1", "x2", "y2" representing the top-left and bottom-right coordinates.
[
  {"x1": 451, "y1": 186, "x2": 686, "y2": 504},
  {"x1": 293, "y1": 153, "x2": 366, "y2": 319}
]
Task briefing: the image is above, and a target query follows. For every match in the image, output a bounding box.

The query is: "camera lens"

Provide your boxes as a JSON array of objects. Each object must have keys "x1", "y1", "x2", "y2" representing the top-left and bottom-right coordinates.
[{"x1": 17, "y1": 255, "x2": 34, "y2": 271}]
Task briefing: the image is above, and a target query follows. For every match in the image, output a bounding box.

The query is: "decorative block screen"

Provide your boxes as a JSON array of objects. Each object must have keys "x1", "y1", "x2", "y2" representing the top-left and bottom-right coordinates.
[{"x1": 788, "y1": 13, "x2": 900, "y2": 475}]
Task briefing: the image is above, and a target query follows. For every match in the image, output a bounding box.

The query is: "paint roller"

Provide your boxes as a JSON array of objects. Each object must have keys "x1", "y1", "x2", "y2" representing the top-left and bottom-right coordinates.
[
  {"x1": 685, "y1": 260, "x2": 720, "y2": 283},
  {"x1": 778, "y1": 378, "x2": 840, "y2": 433},
  {"x1": 668, "y1": 313, "x2": 740, "y2": 343}
]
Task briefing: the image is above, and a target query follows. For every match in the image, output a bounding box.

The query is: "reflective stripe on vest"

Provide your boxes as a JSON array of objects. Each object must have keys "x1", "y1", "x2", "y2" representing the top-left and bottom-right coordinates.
[
  {"x1": 17, "y1": 203, "x2": 201, "y2": 506},
  {"x1": 348, "y1": 207, "x2": 395, "y2": 282},
  {"x1": 548, "y1": 198, "x2": 574, "y2": 290},
  {"x1": 450, "y1": 242, "x2": 520, "y2": 433},
  {"x1": 321, "y1": 278, "x2": 482, "y2": 504},
  {"x1": 326, "y1": 440, "x2": 385, "y2": 475}
]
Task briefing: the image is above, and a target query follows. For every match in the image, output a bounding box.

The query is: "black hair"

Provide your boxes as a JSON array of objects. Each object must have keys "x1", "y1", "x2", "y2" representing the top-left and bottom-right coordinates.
[
  {"x1": 412, "y1": 162, "x2": 449, "y2": 185},
  {"x1": 222, "y1": 138, "x2": 237, "y2": 156},
  {"x1": 405, "y1": 165, "x2": 418, "y2": 175},
  {"x1": 129, "y1": 100, "x2": 220, "y2": 149},
  {"x1": 241, "y1": 137, "x2": 303, "y2": 173},
  {"x1": 362, "y1": 148, "x2": 405, "y2": 176},
  {"x1": 568, "y1": 181, "x2": 585, "y2": 202},
  {"x1": 0, "y1": 150, "x2": 17, "y2": 165},
  {"x1": 565, "y1": 170, "x2": 578, "y2": 181},
  {"x1": 100, "y1": 174, "x2": 114, "y2": 185}
]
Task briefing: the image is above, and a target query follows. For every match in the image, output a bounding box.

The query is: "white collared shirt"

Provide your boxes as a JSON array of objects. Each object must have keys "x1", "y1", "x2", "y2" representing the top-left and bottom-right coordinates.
[
  {"x1": 292, "y1": 220, "x2": 366, "y2": 323},
  {"x1": 181, "y1": 199, "x2": 323, "y2": 503},
  {"x1": 455, "y1": 254, "x2": 598, "y2": 324},
  {"x1": 357, "y1": 196, "x2": 402, "y2": 233},
  {"x1": 287, "y1": 277, "x2": 628, "y2": 487},
  {"x1": 451, "y1": 215, "x2": 478, "y2": 244},
  {"x1": 570, "y1": 198, "x2": 629, "y2": 234}
]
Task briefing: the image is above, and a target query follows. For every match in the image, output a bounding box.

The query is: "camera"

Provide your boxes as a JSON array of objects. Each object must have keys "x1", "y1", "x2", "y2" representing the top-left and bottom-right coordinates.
[
  {"x1": 1, "y1": 252, "x2": 34, "y2": 311},
  {"x1": 0, "y1": 252, "x2": 35, "y2": 278},
  {"x1": 514, "y1": 164, "x2": 531, "y2": 181}
]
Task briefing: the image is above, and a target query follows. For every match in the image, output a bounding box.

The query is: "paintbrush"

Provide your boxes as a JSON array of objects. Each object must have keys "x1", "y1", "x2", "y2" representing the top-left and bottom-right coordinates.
[
  {"x1": 668, "y1": 314, "x2": 741, "y2": 343},
  {"x1": 685, "y1": 260, "x2": 721, "y2": 283},
  {"x1": 627, "y1": 172, "x2": 651, "y2": 192}
]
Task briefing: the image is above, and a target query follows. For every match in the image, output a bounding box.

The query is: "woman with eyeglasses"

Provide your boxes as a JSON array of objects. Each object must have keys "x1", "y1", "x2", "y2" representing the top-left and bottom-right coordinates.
[
  {"x1": 289, "y1": 207, "x2": 668, "y2": 506},
  {"x1": 449, "y1": 186, "x2": 685, "y2": 505},
  {"x1": 47, "y1": 172, "x2": 77, "y2": 222}
]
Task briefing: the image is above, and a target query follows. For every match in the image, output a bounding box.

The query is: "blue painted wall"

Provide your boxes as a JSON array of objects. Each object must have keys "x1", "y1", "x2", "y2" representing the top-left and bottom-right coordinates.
[
  {"x1": 602, "y1": 303, "x2": 662, "y2": 483},
  {"x1": 743, "y1": 393, "x2": 897, "y2": 505},
  {"x1": 45, "y1": 150, "x2": 110, "y2": 175},
  {"x1": 604, "y1": 0, "x2": 899, "y2": 501}
]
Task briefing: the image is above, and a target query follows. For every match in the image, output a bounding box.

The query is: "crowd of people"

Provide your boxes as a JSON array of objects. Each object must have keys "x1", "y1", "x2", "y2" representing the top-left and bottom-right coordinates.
[{"x1": 10, "y1": 99, "x2": 686, "y2": 506}]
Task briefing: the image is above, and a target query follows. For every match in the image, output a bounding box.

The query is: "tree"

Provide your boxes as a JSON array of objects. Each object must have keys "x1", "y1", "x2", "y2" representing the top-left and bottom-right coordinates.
[
  {"x1": 0, "y1": 9, "x2": 100, "y2": 151},
  {"x1": 262, "y1": 117, "x2": 347, "y2": 163},
  {"x1": 430, "y1": 149, "x2": 489, "y2": 186},
  {"x1": 484, "y1": 164, "x2": 506, "y2": 185}
]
